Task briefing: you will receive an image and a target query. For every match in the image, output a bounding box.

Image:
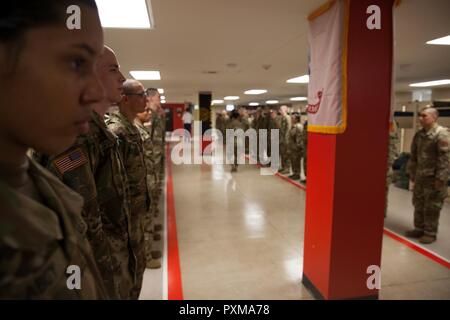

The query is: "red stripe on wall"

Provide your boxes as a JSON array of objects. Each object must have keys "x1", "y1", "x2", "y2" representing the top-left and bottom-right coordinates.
[{"x1": 166, "y1": 144, "x2": 184, "y2": 300}]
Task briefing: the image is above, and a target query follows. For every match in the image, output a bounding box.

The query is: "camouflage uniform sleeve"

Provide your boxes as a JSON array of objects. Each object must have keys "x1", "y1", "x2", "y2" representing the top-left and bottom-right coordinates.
[
  {"x1": 107, "y1": 123, "x2": 128, "y2": 161},
  {"x1": 296, "y1": 127, "x2": 303, "y2": 151},
  {"x1": 435, "y1": 129, "x2": 450, "y2": 182},
  {"x1": 46, "y1": 141, "x2": 117, "y2": 297},
  {"x1": 406, "y1": 132, "x2": 419, "y2": 179}
]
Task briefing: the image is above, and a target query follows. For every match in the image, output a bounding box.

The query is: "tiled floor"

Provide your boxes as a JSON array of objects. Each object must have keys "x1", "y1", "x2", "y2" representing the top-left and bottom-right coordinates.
[{"x1": 140, "y1": 142, "x2": 450, "y2": 300}]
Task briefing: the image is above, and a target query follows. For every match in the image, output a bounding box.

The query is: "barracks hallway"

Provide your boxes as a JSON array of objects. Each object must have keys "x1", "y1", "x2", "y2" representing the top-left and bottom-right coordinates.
[{"x1": 138, "y1": 140, "x2": 450, "y2": 300}]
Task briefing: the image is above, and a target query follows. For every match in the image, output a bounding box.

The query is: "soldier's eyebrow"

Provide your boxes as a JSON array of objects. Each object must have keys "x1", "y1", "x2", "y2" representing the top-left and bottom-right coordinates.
[{"x1": 71, "y1": 43, "x2": 97, "y2": 57}]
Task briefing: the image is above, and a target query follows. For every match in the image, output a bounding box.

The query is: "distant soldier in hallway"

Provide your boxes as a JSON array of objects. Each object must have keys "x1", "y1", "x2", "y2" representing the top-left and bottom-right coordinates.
[{"x1": 406, "y1": 107, "x2": 450, "y2": 244}]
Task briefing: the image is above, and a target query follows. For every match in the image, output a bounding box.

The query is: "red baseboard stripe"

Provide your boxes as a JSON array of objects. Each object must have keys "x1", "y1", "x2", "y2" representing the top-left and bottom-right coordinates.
[{"x1": 383, "y1": 228, "x2": 450, "y2": 269}]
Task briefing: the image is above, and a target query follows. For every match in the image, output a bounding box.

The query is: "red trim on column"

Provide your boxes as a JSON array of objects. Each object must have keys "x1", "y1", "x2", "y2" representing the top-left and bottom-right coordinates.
[{"x1": 166, "y1": 144, "x2": 184, "y2": 300}]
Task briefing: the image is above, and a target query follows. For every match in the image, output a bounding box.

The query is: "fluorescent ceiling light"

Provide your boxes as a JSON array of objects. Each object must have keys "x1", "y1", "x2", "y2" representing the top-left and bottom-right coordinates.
[
  {"x1": 226, "y1": 104, "x2": 235, "y2": 111},
  {"x1": 130, "y1": 71, "x2": 161, "y2": 80},
  {"x1": 161, "y1": 100, "x2": 166, "y2": 104},
  {"x1": 212, "y1": 100, "x2": 224, "y2": 104},
  {"x1": 290, "y1": 97, "x2": 308, "y2": 101},
  {"x1": 286, "y1": 75, "x2": 309, "y2": 83},
  {"x1": 157, "y1": 88, "x2": 164, "y2": 94},
  {"x1": 266, "y1": 100, "x2": 279, "y2": 104},
  {"x1": 95, "y1": 0, "x2": 154, "y2": 29},
  {"x1": 409, "y1": 79, "x2": 450, "y2": 87},
  {"x1": 224, "y1": 96, "x2": 239, "y2": 100},
  {"x1": 244, "y1": 89, "x2": 267, "y2": 95},
  {"x1": 426, "y1": 35, "x2": 450, "y2": 45},
  {"x1": 249, "y1": 102, "x2": 259, "y2": 106},
  {"x1": 160, "y1": 96, "x2": 166, "y2": 100}
]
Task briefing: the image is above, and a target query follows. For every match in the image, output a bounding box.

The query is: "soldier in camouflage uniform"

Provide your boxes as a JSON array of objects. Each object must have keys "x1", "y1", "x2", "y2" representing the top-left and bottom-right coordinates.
[
  {"x1": 222, "y1": 110, "x2": 230, "y2": 145},
  {"x1": 238, "y1": 107, "x2": 251, "y2": 154},
  {"x1": 215, "y1": 113, "x2": 224, "y2": 142},
  {"x1": 385, "y1": 121, "x2": 399, "y2": 217},
  {"x1": 226, "y1": 111, "x2": 246, "y2": 172},
  {"x1": 406, "y1": 107, "x2": 450, "y2": 244},
  {"x1": 107, "y1": 80, "x2": 150, "y2": 298},
  {"x1": 258, "y1": 106, "x2": 274, "y2": 166},
  {"x1": 135, "y1": 108, "x2": 162, "y2": 269},
  {"x1": 0, "y1": 0, "x2": 107, "y2": 298},
  {"x1": 277, "y1": 106, "x2": 292, "y2": 174},
  {"x1": 251, "y1": 108, "x2": 261, "y2": 163},
  {"x1": 300, "y1": 121, "x2": 308, "y2": 183},
  {"x1": 288, "y1": 113, "x2": 303, "y2": 180},
  {"x1": 34, "y1": 47, "x2": 136, "y2": 299},
  {"x1": 146, "y1": 88, "x2": 166, "y2": 226}
]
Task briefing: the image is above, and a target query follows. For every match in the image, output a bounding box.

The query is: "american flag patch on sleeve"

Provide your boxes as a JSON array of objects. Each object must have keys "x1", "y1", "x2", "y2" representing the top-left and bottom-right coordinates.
[{"x1": 53, "y1": 148, "x2": 88, "y2": 176}]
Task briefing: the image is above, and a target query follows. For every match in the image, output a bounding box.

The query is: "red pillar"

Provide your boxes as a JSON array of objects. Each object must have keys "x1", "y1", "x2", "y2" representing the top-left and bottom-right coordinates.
[{"x1": 302, "y1": 0, "x2": 394, "y2": 299}]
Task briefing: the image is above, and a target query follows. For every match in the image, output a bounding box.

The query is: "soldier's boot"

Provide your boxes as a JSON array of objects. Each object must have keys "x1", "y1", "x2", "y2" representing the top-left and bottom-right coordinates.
[
  {"x1": 278, "y1": 168, "x2": 290, "y2": 174},
  {"x1": 153, "y1": 233, "x2": 161, "y2": 241},
  {"x1": 146, "y1": 259, "x2": 161, "y2": 269},
  {"x1": 289, "y1": 174, "x2": 300, "y2": 180},
  {"x1": 419, "y1": 234, "x2": 436, "y2": 244},
  {"x1": 405, "y1": 229, "x2": 424, "y2": 238},
  {"x1": 154, "y1": 223, "x2": 163, "y2": 232},
  {"x1": 151, "y1": 250, "x2": 162, "y2": 259}
]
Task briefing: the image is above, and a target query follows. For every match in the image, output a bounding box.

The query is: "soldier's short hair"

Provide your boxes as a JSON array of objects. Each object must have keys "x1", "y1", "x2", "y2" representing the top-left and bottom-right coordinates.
[
  {"x1": 230, "y1": 110, "x2": 240, "y2": 119},
  {"x1": 122, "y1": 79, "x2": 142, "y2": 94},
  {"x1": 146, "y1": 88, "x2": 159, "y2": 97},
  {"x1": 421, "y1": 106, "x2": 439, "y2": 119},
  {"x1": 291, "y1": 113, "x2": 301, "y2": 122}
]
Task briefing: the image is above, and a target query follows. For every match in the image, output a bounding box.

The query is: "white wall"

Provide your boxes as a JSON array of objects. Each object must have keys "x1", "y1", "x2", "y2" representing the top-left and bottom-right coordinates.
[{"x1": 433, "y1": 88, "x2": 450, "y2": 101}]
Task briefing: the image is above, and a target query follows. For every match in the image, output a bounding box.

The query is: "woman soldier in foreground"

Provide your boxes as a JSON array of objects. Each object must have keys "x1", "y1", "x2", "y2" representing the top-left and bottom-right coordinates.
[{"x1": 0, "y1": 1, "x2": 107, "y2": 298}]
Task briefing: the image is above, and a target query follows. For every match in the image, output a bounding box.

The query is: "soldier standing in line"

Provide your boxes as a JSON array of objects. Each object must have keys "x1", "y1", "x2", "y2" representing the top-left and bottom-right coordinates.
[
  {"x1": 135, "y1": 108, "x2": 162, "y2": 269},
  {"x1": 238, "y1": 107, "x2": 250, "y2": 154},
  {"x1": 252, "y1": 107, "x2": 263, "y2": 163},
  {"x1": 227, "y1": 110, "x2": 246, "y2": 172},
  {"x1": 300, "y1": 120, "x2": 308, "y2": 184},
  {"x1": 0, "y1": 0, "x2": 107, "y2": 299},
  {"x1": 222, "y1": 110, "x2": 230, "y2": 145},
  {"x1": 107, "y1": 80, "x2": 150, "y2": 298},
  {"x1": 35, "y1": 47, "x2": 137, "y2": 299},
  {"x1": 215, "y1": 112, "x2": 224, "y2": 142},
  {"x1": 385, "y1": 121, "x2": 399, "y2": 217},
  {"x1": 266, "y1": 108, "x2": 278, "y2": 167},
  {"x1": 146, "y1": 88, "x2": 165, "y2": 237},
  {"x1": 288, "y1": 113, "x2": 303, "y2": 180},
  {"x1": 277, "y1": 105, "x2": 292, "y2": 174},
  {"x1": 405, "y1": 107, "x2": 450, "y2": 244}
]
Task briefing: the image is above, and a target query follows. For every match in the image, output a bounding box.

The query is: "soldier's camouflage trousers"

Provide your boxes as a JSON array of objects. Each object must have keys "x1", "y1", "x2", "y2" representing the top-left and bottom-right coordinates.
[
  {"x1": 128, "y1": 196, "x2": 147, "y2": 299},
  {"x1": 303, "y1": 150, "x2": 307, "y2": 178},
  {"x1": 108, "y1": 237, "x2": 134, "y2": 299},
  {"x1": 412, "y1": 176, "x2": 447, "y2": 236},
  {"x1": 384, "y1": 172, "x2": 393, "y2": 218},
  {"x1": 144, "y1": 209, "x2": 154, "y2": 263},
  {"x1": 289, "y1": 149, "x2": 302, "y2": 176},
  {"x1": 280, "y1": 142, "x2": 290, "y2": 170}
]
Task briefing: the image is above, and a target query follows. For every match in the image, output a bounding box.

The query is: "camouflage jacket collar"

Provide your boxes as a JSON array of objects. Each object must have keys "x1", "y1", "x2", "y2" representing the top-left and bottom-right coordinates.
[
  {"x1": 93, "y1": 111, "x2": 118, "y2": 141},
  {"x1": 110, "y1": 110, "x2": 138, "y2": 135},
  {"x1": 421, "y1": 123, "x2": 443, "y2": 138}
]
